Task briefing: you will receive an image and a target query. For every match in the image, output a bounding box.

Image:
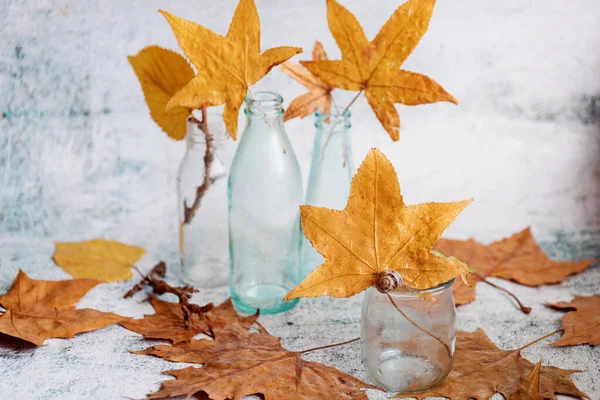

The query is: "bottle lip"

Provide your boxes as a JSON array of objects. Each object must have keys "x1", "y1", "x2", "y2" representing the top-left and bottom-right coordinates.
[
  {"x1": 387, "y1": 277, "x2": 456, "y2": 296},
  {"x1": 244, "y1": 91, "x2": 283, "y2": 112},
  {"x1": 315, "y1": 106, "x2": 351, "y2": 120},
  {"x1": 186, "y1": 115, "x2": 230, "y2": 143}
]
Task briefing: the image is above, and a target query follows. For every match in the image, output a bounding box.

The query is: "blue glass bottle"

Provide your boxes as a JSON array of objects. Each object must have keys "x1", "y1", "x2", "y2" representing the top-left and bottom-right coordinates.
[
  {"x1": 228, "y1": 92, "x2": 302, "y2": 314},
  {"x1": 300, "y1": 108, "x2": 354, "y2": 278}
]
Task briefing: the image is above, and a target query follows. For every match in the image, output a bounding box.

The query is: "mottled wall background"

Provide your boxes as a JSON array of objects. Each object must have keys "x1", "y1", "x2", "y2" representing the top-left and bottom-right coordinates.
[{"x1": 1, "y1": 0, "x2": 598, "y2": 259}]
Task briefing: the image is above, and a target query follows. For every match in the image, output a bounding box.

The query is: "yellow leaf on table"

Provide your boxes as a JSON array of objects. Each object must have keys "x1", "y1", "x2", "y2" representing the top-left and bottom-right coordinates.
[
  {"x1": 129, "y1": 46, "x2": 195, "y2": 140},
  {"x1": 301, "y1": 0, "x2": 457, "y2": 141},
  {"x1": 285, "y1": 148, "x2": 472, "y2": 300},
  {"x1": 280, "y1": 41, "x2": 333, "y2": 121},
  {"x1": 160, "y1": 0, "x2": 302, "y2": 140},
  {"x1": 53, "y1": 239, "x2": 146, "y2": 282}
]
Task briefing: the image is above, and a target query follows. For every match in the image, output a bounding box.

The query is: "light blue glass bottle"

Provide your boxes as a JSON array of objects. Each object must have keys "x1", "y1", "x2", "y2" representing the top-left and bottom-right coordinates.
[
  {"x1": 228, "y1": 92, "x2": 302, "y2": 314},
  {"x1": 300, "y1": 108, "x2": 354, "y2": 279}
]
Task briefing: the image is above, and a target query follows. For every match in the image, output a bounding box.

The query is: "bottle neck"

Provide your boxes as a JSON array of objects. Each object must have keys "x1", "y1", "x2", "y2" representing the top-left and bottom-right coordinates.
[
  {"x1": 314, "y1": 109, "x2": 352, "y2": 155},
  {"x1": 244, "y1": 91, "x2": 285, "y2": 131},
  {"x1": 185, "y1": 115, "x2": 228, "y2": 149}
]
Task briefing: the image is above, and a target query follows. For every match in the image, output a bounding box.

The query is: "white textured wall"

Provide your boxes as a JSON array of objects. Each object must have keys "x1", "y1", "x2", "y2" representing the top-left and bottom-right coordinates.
[{"x1": 0, "y1": 0, "x2": 598, "y2": 251}]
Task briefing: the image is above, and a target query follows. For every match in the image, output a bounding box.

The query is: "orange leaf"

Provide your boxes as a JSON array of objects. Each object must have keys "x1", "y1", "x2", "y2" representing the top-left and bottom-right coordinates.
[
  {"x1": 53, "y1": 239, "x2": 146, "y2": 282},
  {"x1": 280, "y1": 41, "x2": 333, "y2": 121},
  {"x1": 285, "y1": 148, "x2": 472, "y2": 300},
  {"x1": 160, "y1": 0, "x2": 302, "y2": 139},
  {"x1": 434, "y1": 228, "x2": 596, "y2": 306},
  {"x1": 302, "y1": 0, "x2": 457, "y2": 141},
  {"x1": 0, "y1": 270, "x2": 124, "y2": 346},
  {"x1": 547, "y1": 295, "x2": 600, "y2": 347}
]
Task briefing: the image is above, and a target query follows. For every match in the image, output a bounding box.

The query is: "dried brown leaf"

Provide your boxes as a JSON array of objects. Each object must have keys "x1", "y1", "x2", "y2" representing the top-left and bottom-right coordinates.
[
  {"x1": 547, "y1": 295, "x2": 600, "y2": 347},
  {"x1": 509, "y1": 360, "x2": 542, "y2": 400},
  {"x1": 0, "y1": 270, "x2": 124, "y2": 346}
]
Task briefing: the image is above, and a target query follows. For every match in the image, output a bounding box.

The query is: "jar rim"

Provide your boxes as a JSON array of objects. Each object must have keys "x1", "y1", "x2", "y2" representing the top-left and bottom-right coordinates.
[{"x1": 388, "y1": 277, "x2": 455, "y2": 296}]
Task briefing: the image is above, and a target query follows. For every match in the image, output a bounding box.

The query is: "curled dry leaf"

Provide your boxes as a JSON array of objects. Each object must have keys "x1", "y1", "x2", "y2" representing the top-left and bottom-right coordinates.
[
  {"x1": 0, "y1": 270, "x2": 124, "y2": 346},
  {"x1": 285, "y1": 148, "x2": 472, "y2": 300},
  {"x1": 53, "y1": 239, "x2": 146, "y2": 282},
  {"x1": 434, "y1": 228, "x2": 596, "y2": 306},
  {"x1": 121, "y1": 298, "x2": 256, "y2": 344},
  {"x1": 160, "y1": 0, "x2": 302, "y2": 140},
  {"x1": 129, "y1": 46, "x2": 195, "y2": 140},
  {"x1": 280, "y1": 41, "x2": 333, "y2": 121},
  {"x1": 135, "y1": 323, "x2": 378, "y2": 399},
  {"x1": 547, "y1": 295, "x2": 600, "y2": 347},
  {"x1": 509, "y1": 360, "x2": 542, "y2": 400},
  {"x1": 392, "y1": 329, "x2": 588, "y2": 400},
  {"x1": 302, "y1": 0, "x2": 457, "y2": 141}
]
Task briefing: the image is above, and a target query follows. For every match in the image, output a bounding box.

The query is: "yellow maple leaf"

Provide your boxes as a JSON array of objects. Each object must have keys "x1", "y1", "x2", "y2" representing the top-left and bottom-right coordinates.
[
  {"x1": 160, "y1": 0, "x2": 302, "y2": 140},
  {"x1": 129, "y1": 46, "x2": 195, "y2": 140},
  {"x1": 53, "y1": 239, "x2": 146, "y2": 282},
  {"x1": 301, "y1": 0, "x2": 457, "y2": 141},
  {"x1": 280, "y1": 41, "x2": 333, "y2": 121},
  {"x1": 285, "y1": 149, "x2": 472, "y2": 300}
]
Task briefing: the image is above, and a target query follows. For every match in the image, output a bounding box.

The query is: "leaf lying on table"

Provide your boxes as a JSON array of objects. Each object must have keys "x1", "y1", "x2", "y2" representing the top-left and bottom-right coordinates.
[
  {"x1": 0, "y1": 270, "x2": 124, "y2": 346},
  {"x1": 280, "y1": 41, "x2": 333, "y2": 121},
  {"x1": 129, "y1": 46, "x2": 195, "y2": 140},
  {"x1": 434, "y1": 228, "x2": 596, "y2": 306},
  {"x1": 121, "y1": 298, "x2": 257, "y2": 344},
  {"x1": 285, "y1": 148, "x2": 472, "y2": 300},
  {"x1": 508, "y1": 360, "x2": 542, "y2": 400},
  {"x1": 392, "y1": 329, "x2": 589, "y2": 400},
  {"x1": 547, "y1": 295, "x2": 600, "y2": 347},
  {"x1": 53, "y1": 239, "x2": 146, "y2": 282},
  {"x1": 302, "y1": 0, "x2": 457, "y2": 141},
  {"x1": 135, "y1": 312, "x2": 377, "y2": 399},
  {"x1": 160, "y1": 0, "x2": 302, "y2": 140}
]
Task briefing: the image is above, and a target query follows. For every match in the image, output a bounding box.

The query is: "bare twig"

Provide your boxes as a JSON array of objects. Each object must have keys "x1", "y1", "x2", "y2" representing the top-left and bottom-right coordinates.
[
  {"x1": 124, "y1": 261, "x2": 214, "y2": 329},
  {"x1": 387, "y1": 293, "x2": 452, "y2": 357},
  {"x1": 183, "y1": 108, "x2": 216, "y2": 225}
]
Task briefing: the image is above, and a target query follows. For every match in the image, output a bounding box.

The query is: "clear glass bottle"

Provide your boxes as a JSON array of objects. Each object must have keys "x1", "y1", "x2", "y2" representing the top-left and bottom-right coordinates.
[
  {"x1": 228, "y1": 92, "x2": 302, "y2": 314},
  {"x1": 300, "y1": 108, "x2": 354, "y2": 278},
  {"x1": 177, "y1": 114, "x2": 235, "y2": 288},
  {"x1": 360, "y1": 279, "x2": 456, "y2": 393}
]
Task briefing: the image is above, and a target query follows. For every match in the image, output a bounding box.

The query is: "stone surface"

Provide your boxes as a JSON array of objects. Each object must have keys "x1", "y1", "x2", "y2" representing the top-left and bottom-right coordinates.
[{"x1": 0, "y1": 0, "x2": 599, "y2": 398}]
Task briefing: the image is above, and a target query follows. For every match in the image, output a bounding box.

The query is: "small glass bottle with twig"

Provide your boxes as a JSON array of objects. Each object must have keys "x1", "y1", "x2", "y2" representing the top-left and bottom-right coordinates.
[
  {"x1": 361, "y1": 273, "x2": 456, "y2": 393},
  {"x1": 177, "y1": 111, "x2": 235, "y2": 288}
]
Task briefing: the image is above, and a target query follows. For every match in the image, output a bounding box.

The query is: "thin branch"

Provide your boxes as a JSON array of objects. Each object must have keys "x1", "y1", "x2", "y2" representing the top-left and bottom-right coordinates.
[
  {"x1": 298, "y1": 337, "x2": 360, "y2": 355},
  {"x1": 387, "y1": 293, "x2": 452, "y2": 357},
  {"x1": 183, "y1": 108, "x2": 216, "y2": 225},
  {"x1": 479, "y1": 275, "x2": 532, "y2": 314}
]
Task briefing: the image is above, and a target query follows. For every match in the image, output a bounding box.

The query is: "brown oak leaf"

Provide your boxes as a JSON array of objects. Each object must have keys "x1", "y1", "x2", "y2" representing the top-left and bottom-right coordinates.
[
  {"x1": 135, "y1": 324, "x2": 378, "y2": 399},
  {"x1": 547, "y1": 295, "x2": 600, "y2": 347},
  {"x1": 0, "y1": 270, "x2": 124, "y2": 346},
  {"x1": 121, "y1": 298, "x2": 257, "y2": 344},
  {"x1": 392, "y1": 329, "x2": 588, "y2": 400},
  {"x1": 434, "y1": 228, "x2": 596, "y2": 306},
  {"x1": 280, "y1": 41, "x2": 333, "y2": 121},
  {"x1": 509, "y1": 360, "x2": 542, "y2": 400},
  {"x1": 302, "y1": 0, "x2": 457, "y2": 141}
]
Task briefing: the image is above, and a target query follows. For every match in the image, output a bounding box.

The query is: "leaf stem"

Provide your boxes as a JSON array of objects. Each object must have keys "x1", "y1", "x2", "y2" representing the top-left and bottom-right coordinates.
[
  {"x1": 183, "y1": 108, "x2": 215, "y2": 225},
  {"x1": 298, "y1": 337, "x2": 359, "y2": 355},
  {"x1": 386, "y1": 293, "x2": 452, "y2": 357},
  {"x1": 478, "y1": 275, "x2": 532, "y2": 314},
  {"x1": 518, "y1": 329, "x2": 561, "y2": 351}
]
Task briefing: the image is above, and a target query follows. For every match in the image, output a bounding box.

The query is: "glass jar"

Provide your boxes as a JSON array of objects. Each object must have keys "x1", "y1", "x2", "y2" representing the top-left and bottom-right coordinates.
[
  {"x1": 300, "y1": 108, "x2": 354, "y2": 278},
  {"x1": 360, "y1": 279, "x2": 456, "y2": 393},
  {"x1": 228, "y1": 92, "x2": 303, "y2": 314},
  {"x1": 177, "y1": 114, "x2": 235, "y2": 288}
]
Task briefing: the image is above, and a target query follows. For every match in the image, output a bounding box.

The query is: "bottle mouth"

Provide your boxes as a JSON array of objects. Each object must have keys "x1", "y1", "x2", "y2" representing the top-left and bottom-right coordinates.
[
  {"x1": 315, "y1": 106, "x2": 351, "y2": 128},
  {"x1": 244, "y1": 91, "x2": 283, "y2": 115}
]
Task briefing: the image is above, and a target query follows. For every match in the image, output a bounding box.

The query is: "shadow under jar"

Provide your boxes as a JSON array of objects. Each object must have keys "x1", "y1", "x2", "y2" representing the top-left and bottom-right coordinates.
[{"x1": 360, "y1": 279, "x2": 456, "y2": 393}]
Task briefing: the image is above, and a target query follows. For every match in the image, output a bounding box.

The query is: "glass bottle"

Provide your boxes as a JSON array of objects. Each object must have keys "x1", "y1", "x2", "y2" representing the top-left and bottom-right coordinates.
[
  {"x1": 300, "y1": 108, "x2": 354, "y2": 278},
  {"x1": 177, "y1": 114, "x2": 235, "y2": 288},
  {"x1": 360, "y1": 279, "x2": 456, "y2": 393},
  {"x1": 228, "y1": 92, "x2": 303, "y2": 314}
]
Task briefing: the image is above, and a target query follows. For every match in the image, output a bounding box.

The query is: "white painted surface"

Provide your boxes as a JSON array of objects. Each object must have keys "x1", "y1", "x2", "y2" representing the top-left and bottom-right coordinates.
[{"x1": 0, "y1": 0, "x2": 598, "y2": 399}]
